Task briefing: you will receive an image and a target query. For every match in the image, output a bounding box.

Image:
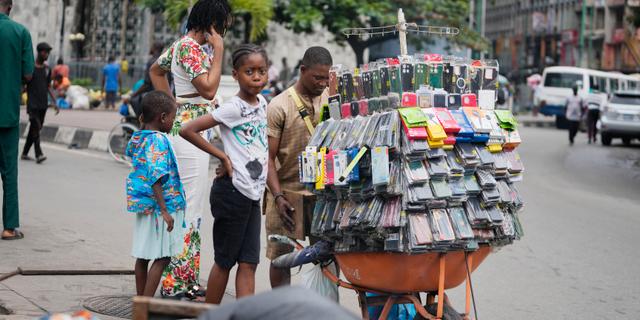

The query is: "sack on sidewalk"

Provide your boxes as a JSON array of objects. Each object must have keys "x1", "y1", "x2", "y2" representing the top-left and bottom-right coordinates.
[{"x1": 301, "y1": 262, "x2": 339, "y2": 302}]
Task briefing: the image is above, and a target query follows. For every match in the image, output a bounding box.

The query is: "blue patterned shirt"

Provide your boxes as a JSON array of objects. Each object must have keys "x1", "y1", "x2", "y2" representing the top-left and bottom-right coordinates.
[{"x1": 126, "y1": 130, "x2": 185, "y2": 215}]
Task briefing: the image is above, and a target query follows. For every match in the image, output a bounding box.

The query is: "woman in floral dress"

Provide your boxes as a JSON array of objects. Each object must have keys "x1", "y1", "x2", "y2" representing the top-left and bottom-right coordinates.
[{"x1": 149, "y1": 0, "x2": 233, "y2": 298}]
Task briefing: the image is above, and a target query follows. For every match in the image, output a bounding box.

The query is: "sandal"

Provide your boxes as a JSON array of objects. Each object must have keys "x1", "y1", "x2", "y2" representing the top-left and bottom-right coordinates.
[{"x1": 2, "y1": 230, "x2": 25, "y2": 240}]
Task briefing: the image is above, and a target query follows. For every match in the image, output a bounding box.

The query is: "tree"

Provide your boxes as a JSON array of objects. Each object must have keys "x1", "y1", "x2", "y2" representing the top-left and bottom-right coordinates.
[
  {"x1": 274, "y1": 0, "x2": 489, "y2": 65},
  {"x1": 135, "y1": 0, "x2": 273, "y2": 42}
]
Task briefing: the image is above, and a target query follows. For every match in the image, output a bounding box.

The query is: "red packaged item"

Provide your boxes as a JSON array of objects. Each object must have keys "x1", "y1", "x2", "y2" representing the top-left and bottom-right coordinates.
[
  {"x1": 324, "y1": 150, "x2": 336, "y2": 185},
  {"x1": 444, "y1": 134, "x2": 457, "y2": 145},
  {"x1": 341, "y1": 103, "x2": 351, "y2": 119},
  {"x1": 462, "y1": 93, "x2": 477, "y2": 107},
  {"x1": 434, "y1": 108, "x2": 461, "y2": 134},
  {"x1": 401, "y1": 92, "x2": 418, "y2": 107},
  {"x1": 358, "y1": 99, "x2": 369, "y2": 116},
  {"x1": 386, "y1": 57, "x2": 400, "y2": 66},
  {"x1": 424, "y1": 53, "x2": 443, "y2": 62},
  {"x1": 401, "y1": 116, "x2": 428, "y2": 140}
]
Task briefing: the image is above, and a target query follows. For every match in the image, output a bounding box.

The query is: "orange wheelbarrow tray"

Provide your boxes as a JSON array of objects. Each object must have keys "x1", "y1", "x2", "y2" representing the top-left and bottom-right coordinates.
[{"x1": 286, "y1": 237, "x2": 492, "y2": 320}]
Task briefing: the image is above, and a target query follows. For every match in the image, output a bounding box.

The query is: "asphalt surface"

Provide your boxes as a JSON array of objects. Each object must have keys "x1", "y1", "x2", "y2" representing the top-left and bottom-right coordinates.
[{"x1": 1, "y1": 127, "x2": 639, "y2": 319}]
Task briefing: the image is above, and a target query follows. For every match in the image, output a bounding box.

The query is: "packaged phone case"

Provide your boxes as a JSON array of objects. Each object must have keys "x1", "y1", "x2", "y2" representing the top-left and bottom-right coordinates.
[
  {"x1": 469, "y1": 63, "x2": 482, "y2": 94},
  {"x1": 350, "y1": 101, "x2": 360, "y2": 118},
  {"x1": 449, "y1": 110, "x2": 474, "y2": 137},
  {"x1": 447, "y1": 94, "x2": 462, "y2": 110},
  {"x1": 329, "y1": 68, "x2": 339, "y2": 96},
  {"x1": 354, "y1": 72, "x2": 365, "y2": 100},
  {"x1": 371, "y1": 146, "x2": 390, "y2": 186},
  {"x1": 478, "y1": 89, "x2": 496, "y2": 110},
  {"x1": 429, "y1": 64, "x2": 444, "y2": 89},
  {"x1": 461, "y1": 93, "x2": 477, "y2": 107},
  {"x1": 388, "y1": 92, "x2": 401, "y2": 109},
  {"x1": 333, "y1": 151, "x2": 349, "y2": 186},
  {"x1": 368, "y1": 97, "x2": 380, "y2": 114},
  {"x1": 341, "y1": 103, "x2": 351, "y2": 119},
  {"x1": 402, "y1": 92, "x2": 418, "y2": 107},
  {"x1": 449, "y1": 206, "x2": 474, "y2": 239},
  {"x1": 417, "y1": 87, "x2": 432, "y2": 109},
  {"x1": 372, "y1": 68, "x2": 382, "y2": 97},
  {"x1": 433, "y1": 90, "x2": 447, "y2": 108},
  {"x1": 390, "y1": 65, "x2": 402, "y2": 95},
  {"x1": 414, "y1": 62, "x2": 429, "y2": 88},
  {"x1": 342, "y1": 72, "x2": 355, "y2": 102},
  {"x1": 358, "y1": 99, "x2": 369, "y2": 116},
  {"x1": 464, "y1": 174, "x2": 482, "y2": 194},
  {"x1": 380, "y1": 65, "x2": 390, "y2": 96},
  {"x1": 401, "y1": 62, "x2": 414, "y2": 93},
  {"x1": 442, "y1": 63, "x2": 453, "y2": 93},
  {"x1": 452, "y1": 64, "x2": 468, "y2": 94},
  {"x1": 482, "y1": 66, "x2": 498, "y2": 90},
  {"x1": 362, "y1": 70, "x2": 372, "y2": 98},
  {"x1": 434, "y1": 108, "x2": 461, "y2": 134},
  {"x1": 422, "y1": 108, "x2": 447, "y2": 141},
  {"x1": 476, "y1": 169, "x2": 497, "y2": 189},
  {"x1": 329, "y1": 101, "x2": 342, "y2": 120},
  {"x1": 430, "y1": 208, "x2": 456, "y2": 242}
]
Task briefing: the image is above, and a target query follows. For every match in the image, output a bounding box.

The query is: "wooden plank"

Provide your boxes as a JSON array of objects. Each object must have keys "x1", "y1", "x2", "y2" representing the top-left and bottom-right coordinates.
[{"x1": 132, "y1": 296, "x2": 215, "y2": 319}]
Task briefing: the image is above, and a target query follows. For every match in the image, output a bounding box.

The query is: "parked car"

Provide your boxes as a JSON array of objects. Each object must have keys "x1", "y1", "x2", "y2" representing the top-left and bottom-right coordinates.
[{"x1": 600, "y1": 91, "x2": 640, "y2": 146}]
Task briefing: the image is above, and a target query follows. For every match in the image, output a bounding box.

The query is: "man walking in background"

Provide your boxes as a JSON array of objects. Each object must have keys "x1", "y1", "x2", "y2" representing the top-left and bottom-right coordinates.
[
  {"x1": 0, "y1": 0, "x2": 34, "y2": 240},
  {"x1": 21, "y1": 42, "x2": 58, "y2": 164},
  {"x1": 102, "y1": 56, "x2": 121, "y2": 110}
]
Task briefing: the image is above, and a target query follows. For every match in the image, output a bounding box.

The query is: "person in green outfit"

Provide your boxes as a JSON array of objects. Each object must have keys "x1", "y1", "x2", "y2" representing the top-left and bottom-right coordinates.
[{"x1": 0, "y1": 0, "x2": 34, "y2": 240}]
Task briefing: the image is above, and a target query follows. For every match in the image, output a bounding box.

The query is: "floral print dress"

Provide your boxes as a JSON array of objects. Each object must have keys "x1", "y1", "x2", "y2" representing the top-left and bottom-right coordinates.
[{"x1": 157, "y1": 36, "x2": 213, "y2": 297}]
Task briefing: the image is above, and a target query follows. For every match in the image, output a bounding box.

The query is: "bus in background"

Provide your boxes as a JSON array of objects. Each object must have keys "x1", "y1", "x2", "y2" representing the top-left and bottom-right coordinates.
[{"x1": 533, "y1": 66, "x2": 640, "y2": 128}]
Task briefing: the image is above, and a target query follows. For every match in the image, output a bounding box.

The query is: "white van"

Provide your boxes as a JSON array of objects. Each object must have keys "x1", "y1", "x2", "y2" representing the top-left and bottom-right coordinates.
[{"x1": 534, "y1": 66, "x2": 640, "y2": 127}]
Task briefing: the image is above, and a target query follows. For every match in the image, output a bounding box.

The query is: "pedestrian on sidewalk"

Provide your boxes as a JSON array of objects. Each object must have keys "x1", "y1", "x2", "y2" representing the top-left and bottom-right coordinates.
[
  {"x1": 565, "y1": 86, "x2": 586, "y2": 146},
  {"x1": 21, "y1": 42, "x2": 59, "y2": 164},
  {"x1": 102, "y1": 56, "x2": 121, "y2": 110},
  {"x1": 150, "y1": 0, "x2": 233, "y2": 298},
  {"x1": 52, "y1": 57, "x2": 69, "y2": 80},
  {"x1": 0, "y1": 0, "x2": 34, "y2": 241},
  {"x1": 126, "y1": 91, "x2": 186, "y2": 297},
  {"x1": 180, "y1": 44, "x2": 269, "y2": 304},
  {"x1": 265, "y1": 47, "x2": 332, "y2": 287}
]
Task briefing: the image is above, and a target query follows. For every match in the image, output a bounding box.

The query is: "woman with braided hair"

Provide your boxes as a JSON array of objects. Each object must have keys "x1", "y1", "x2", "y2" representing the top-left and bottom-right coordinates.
[{"x1": 150, "y1": 0, "x2": 233, "y2": 298}]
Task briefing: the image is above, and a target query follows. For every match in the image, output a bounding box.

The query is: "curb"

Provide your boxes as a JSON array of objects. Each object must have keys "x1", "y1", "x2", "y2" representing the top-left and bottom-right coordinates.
[
  {"x1": 19, "y1": 121, "x2": 109, "y2": 152},
  {"x1": 517, "y1": 118, "x2": 556, "y2": 129}
]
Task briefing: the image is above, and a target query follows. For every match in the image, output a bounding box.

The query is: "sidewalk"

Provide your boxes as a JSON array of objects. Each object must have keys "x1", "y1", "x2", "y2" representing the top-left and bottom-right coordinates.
[{"x1": 19, "y1": 108, "x2": 122, "y2": 153}]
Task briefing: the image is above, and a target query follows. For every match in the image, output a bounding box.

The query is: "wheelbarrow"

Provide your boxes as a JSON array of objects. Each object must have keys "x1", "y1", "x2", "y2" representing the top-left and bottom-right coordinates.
[{"x1": 278, "y1": 237, "x2": 491, "y2": 320}]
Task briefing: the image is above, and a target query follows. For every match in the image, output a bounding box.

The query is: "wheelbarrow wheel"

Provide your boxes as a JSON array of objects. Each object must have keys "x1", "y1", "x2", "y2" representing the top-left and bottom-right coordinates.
[{"x1": 413, "y1": 303, "x2": 463, "y2": 320}]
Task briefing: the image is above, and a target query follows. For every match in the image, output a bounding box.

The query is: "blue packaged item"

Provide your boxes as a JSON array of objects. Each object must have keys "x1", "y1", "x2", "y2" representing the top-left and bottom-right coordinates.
[
  {"x1": 450, "y1": 109, "x2": 474, "y2": 138},
  {"x1": 472, "y1": 133, "x2": 490, "y2": 143},
  {"x1": 347, "y1": 147, "x2": 360, "y2": 182},
  {"x1": 456, "y1": 136, "x2": 473, "y2": 143}
]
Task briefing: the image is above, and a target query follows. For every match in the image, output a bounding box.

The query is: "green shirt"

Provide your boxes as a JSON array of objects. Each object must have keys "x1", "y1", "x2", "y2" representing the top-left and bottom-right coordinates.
[{"x1": 0, "y1": 13, "x2": 34, "y2": 127}]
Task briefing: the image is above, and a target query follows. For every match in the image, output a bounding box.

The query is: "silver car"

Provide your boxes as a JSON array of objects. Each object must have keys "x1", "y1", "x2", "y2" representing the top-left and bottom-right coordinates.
[{"x1": 600, "y1": 91, "x2": 640, "y2": 146}]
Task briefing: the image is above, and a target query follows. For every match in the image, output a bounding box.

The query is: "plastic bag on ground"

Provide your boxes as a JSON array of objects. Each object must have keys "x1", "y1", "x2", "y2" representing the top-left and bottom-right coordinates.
[{"x1": 301, "y1": 262, "x2": 339, "y2": 302}]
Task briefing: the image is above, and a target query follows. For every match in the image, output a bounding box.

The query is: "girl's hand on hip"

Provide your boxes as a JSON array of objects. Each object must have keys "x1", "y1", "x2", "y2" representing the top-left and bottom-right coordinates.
[{"x1": 216, "y1": 157, "x2": 233, "y2": 178}]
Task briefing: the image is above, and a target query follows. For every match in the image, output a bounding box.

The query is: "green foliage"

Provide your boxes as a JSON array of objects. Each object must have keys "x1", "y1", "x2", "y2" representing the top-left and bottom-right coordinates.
[
  {"x1": 135, "y1": 0, "x2": 273, "y2": 42},
  {"x1": 71, "y1": 77, "x2": 94, "y2": 87},
  {"x1": 274, "y1": 0, "x2": 489, "y2": 62}
]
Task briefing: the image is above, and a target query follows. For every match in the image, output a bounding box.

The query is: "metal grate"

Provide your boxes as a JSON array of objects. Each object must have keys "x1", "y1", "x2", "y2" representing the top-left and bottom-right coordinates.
[{"x1": 83, "y1": 295, "x2": 132, "y2": 319}]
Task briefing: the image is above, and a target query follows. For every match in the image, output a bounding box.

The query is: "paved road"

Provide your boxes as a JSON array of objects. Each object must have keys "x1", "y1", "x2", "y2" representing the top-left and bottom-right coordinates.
[{"x1": 1, "y1": 127, "x2": 639, "y2": 319}]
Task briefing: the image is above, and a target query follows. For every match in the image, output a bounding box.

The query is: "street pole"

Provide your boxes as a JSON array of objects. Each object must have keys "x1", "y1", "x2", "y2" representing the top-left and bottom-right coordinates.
[
  {"x1": 398, "y1": 9, "x2": 408, "y2": 56},
  {"x1": 590, "y1": 3, "x2": 596, "y2": 69},
  {"x1": 579, "y1": 0, "x2": 586, "y2": 67},
  {"x1": 59, "y1": 0, "x2": 66, "y2": 61},
  {"x1": 120, "y1": 0, "x2": 129, "y2": 60}
]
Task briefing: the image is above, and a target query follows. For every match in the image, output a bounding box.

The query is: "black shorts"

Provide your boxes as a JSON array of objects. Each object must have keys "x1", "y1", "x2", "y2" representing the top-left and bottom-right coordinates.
[
  {"x1": 210, "y1": 176, "x2": 261, "y2": 270},
  {"x1": 105, "y1": 91, "x2": 117, "y2": 105}
]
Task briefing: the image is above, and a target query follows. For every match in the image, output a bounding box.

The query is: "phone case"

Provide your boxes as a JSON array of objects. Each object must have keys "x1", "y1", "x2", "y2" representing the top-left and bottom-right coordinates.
[
  {"x1": 461, "y1": 93, "x2": 477, "y2": 107},
  {"x1": 449, "y1": 206, "x2": 474, "y2": 239},
  {"x1": 341, "y1": 103, "x2": 352, "y2": 119},
  {"x1": 447, "y1": 94, "x2": 462, "y2": 110},
  {"x1": 329, "y1": 101, "x2": 342, "y2": 120},
  {"x1": 431, "y1": 209, "x2": 456, "y2": 242},
  {"x1": 342, "y1": 72, "x2": 355, "y2": 102},
  {"x1": 434, "y1": 108, "x2": 461, "y2": 134},
  {"x1": 402, "y1": 92, "x2": 418, "y2": 107},
  {"x1": 450, "y1": 110, "x2": 474, "y2": 137},
  {"x1": 433, "y1": 91, "x2": 447, "y2": 108},
  {"x1": 362, "y1": 71, "x2": 372, "y2": 98},
  {"x1": 417, "y1": 88, "x2": 432, "y2": 109},
  {"x1": 372, "y1": 69, "x2": 382, "y2": 97},
  {"x1": 324, "y1": 150, "x2": 336, "y2": 186},
  {"x1": 333, "y1": 151, "x2": 349, "y2": 186},
  {"x1": 329, "y1": 70, "x2": 339, "y2": 96},
  {"x1": 371, "y1": 146, "x2": 390, "y2": 186},
  {"x1": 443, "y1": 64, "x2": 453, "y2": 93},
  {"x1": 358, "y1": 99, "x2": 369, "y2": 116},
  {"x1": 354, "y1": 73, "x2": 364, "y2": 100},
  {"x1": 414, "y1": 63, "x2": 429, "y2": 88},
  {"x1": 350, "y1": 101, "x2": 360, "y2": 118},
  {"x1": 429, "y1": 64, "x2": 443, "y2": 89},
  {"x1": 390, "y1": 66, "x2": 402, "y2": 95},
  {"x1": 380, "y1": 66, "x2": 390, "y2": 96},
  {"x1": 478, "y1": 89, "x2": 496, "y2": 110},
  {"x1": 401, "y1": 63, "x2": 414, "y2": 92}
]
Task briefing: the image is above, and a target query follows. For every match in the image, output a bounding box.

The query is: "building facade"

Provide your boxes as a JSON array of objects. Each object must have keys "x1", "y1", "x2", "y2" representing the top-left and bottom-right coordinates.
[{"x1": 484, "y1": 0, "x2": 640, "y2": 79}]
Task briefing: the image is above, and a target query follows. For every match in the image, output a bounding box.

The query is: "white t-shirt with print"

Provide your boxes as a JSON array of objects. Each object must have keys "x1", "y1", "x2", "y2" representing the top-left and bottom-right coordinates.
[{"x1": 211, "y1": 95, "x2": 268, "y2": 201}]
